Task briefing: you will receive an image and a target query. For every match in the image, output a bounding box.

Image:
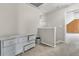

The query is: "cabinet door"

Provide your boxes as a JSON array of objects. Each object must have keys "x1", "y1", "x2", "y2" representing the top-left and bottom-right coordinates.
[
  {"x1": 3, "y1": 45, "x2": 15, "y2": 56},
  {"x1": 15, "y1": 37, "x2": 27, "y2": 55},
  {"x1": 15, "y1": 44, "x2": 23, "y2": 55}
]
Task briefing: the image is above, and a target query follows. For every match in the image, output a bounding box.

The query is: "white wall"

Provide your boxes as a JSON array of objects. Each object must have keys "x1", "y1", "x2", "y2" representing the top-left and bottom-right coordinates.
[
  {"x1": 45, "y1": 4, "x2": 79, "y2": 47},
  {"x1": 65, "y1": 4, "x2": 79, "y2": 46},
  {"x1": 0, "y1": 4, "x2": 18, "y2": 36},
  {"x1": 17, "y1": 4, "x2": 41, "y2": 35},
  {"x1": 45, "y1": 7, "x2": 65, "y2": 42},
  {"x1": 0, "y1": 3, "x2": 41, "y2": 36}
]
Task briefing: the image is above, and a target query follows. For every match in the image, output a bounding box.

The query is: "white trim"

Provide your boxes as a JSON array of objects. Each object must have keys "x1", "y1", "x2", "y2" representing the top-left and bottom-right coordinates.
[{"x1": 53, "y1": 27, "x2": 56, "y2": 47}]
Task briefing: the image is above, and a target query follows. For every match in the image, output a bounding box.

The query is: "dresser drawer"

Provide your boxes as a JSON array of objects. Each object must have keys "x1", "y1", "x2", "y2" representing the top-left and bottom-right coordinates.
[
  {"x1": 15, "y1": 37, "x2": 28, "y2": 44},
  {"x1": 24, "y1": 43, "x2": 35, "y2": 51},
  {"x1": 29, "y1": 36, "x2": 35, "y2": 41},
  {"x1": 23, "y1": 40, "x2": 35, "y2": 46},
  {"x1": 3, "y1": 39, "x2": 15, "y2": 47}
]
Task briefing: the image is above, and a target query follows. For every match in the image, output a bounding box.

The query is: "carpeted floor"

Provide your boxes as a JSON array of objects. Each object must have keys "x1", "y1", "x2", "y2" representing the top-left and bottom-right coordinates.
[{"x1": 19, "y1": 43, "x2": 79, "y2": 56}]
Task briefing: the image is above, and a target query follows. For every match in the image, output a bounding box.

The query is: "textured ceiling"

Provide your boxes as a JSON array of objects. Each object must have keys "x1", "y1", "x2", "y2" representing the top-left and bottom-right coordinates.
[
  {"x1": 30, "y1": 3, "x2": 72, "y2": 14},
  {"x1": 38, "y1": 3, "x2": 72, "y2": 14}
]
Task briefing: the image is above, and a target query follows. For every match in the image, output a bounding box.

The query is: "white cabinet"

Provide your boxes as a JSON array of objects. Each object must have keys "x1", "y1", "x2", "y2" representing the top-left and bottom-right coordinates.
[
  {"x1": 0, "y1": 35, "x2": 36, "y2": 56},
  {"x1": 15, "y1": 37, "x2": 27, "y2": 55}
]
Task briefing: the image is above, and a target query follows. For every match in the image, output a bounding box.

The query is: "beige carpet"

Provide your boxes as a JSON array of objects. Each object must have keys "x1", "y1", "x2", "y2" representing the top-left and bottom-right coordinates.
[{"x1": 19, "y1": 43, "x2": 79, "y2": 56}]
